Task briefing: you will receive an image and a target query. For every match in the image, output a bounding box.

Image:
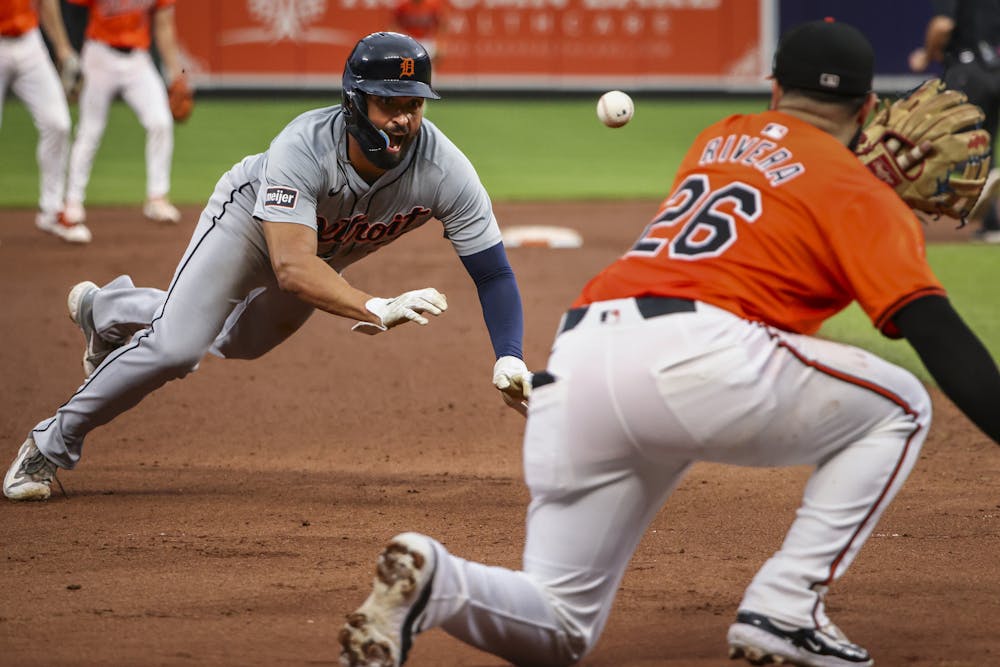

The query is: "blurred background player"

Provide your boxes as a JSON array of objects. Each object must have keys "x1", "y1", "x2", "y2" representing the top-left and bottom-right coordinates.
[
  {"x1": 909, "y1": 0, "x2": 1000, "y2": 243},
  {"x1": 393, "y1": 0, "x2": 444, "y2": 62},
  {"x1": 64, "y1": 0, "x2": 185, "y2": 232},
  {"x1": 0, "y1": 0, "x2": 89, "y2": 243}
]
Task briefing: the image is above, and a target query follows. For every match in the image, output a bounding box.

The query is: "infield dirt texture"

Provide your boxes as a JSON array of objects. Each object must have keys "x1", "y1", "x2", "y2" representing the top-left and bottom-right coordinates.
[{"x1": 0, "y1": 202, "x2": 998, "y2": 666}]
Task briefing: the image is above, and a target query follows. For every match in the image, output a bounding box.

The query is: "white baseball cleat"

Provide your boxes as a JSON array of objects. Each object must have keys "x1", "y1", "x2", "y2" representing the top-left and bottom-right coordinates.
[
  {"x1": 972, "y1": 228, "x2": 1000, "y2": 244},
  {"x1": 62, "y1": 201, "x2": 86, "y2": 224},
  {"x1": 143, "y1": 197, "x2": 182, "y2": 224},
  {"x1": 339, "y1": 533, "x2": 436, "y2": 667},
  {"x1": 727, "y1": 610, "x2": 873, "y2": 667},
  {"x1": 35, "y1": 211, "x2": 92, "y2": 244},
  {"x1": 3, "y1": 436, "x2": 59, "y2": 501}
]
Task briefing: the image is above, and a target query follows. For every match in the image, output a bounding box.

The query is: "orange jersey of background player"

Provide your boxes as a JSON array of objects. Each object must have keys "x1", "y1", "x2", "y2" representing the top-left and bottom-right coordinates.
[
  {"x1": 68, "y1": 0, "x2": 173, "y2": 50},
  {"x1": 0, "y1": 0, "x2": 40, "y2": 36},
  {"x1": 393, "y1": 0, "x2": 443, "y2": 40},
  {"x1": 576, "y1": 110, "x2": 945, "y2": 338}
]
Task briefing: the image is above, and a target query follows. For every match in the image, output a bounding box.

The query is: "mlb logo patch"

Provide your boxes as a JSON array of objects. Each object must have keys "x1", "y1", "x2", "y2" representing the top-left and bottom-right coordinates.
[
  {"x1": 819, "y1": 72, "x2": 841, "y2": 89},
  {"x1": 265, "y1": 187, "x2": 298, "y2": 209},
  {"x1": 761, "y1": 123, "x2": 788, "y2": 140}
]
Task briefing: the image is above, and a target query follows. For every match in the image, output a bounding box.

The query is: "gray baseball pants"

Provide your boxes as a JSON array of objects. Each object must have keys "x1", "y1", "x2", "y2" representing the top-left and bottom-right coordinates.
[{"x1": 33, "y1": 176, "x2": 314, "y2": 468}]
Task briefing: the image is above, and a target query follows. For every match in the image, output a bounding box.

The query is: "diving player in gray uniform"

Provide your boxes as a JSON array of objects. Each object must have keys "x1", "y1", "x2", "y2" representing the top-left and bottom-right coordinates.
[{"x1": 4, "y1": 32, "x2": 532, "y2": 501}]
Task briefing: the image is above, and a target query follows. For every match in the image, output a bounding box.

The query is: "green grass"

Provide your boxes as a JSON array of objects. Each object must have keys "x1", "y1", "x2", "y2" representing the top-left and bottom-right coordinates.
[
  {"x1": 3, "y1": 95, "x2": 997, "y2": 383},
  {"x1": 819, "y1": 245, "x2": 1000, "y2": 383},
  {"x1": 1, "y1": 96, "x2": 766, "y2": 205},
  {"x1": 423, "y1": 97, "x2": 767, "y2": 199}
]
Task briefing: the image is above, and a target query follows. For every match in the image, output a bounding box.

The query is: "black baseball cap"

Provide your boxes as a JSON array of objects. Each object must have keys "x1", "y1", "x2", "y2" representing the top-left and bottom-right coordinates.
[{"x1": 772, "y1": 18, "x2": 874, "y2": 97}]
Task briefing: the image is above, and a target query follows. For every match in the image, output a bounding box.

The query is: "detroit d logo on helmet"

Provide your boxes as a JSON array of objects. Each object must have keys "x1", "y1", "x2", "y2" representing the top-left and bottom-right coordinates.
[{"x1": 400, "y1": 58, "x2": 415, "y2": 78}]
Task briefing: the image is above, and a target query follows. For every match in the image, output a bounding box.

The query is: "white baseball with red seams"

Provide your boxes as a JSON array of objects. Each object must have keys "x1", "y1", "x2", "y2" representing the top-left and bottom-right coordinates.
[{"x1": 597, "y1": 90, "x2": 634, "y2": 127}]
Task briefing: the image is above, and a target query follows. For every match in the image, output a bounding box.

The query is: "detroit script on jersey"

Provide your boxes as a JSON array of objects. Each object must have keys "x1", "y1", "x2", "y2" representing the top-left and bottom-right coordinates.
[
  {"x1": 576, "y1": 110, "x2": 945, "y2": 337},
  {"x1": 315, "y1": 206, "x2": 433, "y2": 260}
]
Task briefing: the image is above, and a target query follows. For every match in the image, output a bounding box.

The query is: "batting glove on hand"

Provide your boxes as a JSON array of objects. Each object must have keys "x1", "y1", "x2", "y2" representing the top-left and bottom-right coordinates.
[
  {"x1": 493, "y1": 355, "x2": 532, "y2": 415},
  {"x1": 351, "y1": 288, "x2": 447, "y2": 335}
]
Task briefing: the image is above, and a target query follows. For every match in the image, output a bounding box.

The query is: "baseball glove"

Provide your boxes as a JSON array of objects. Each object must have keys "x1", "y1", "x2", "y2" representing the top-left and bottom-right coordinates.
[
  {"x1": 59, "y1": 53, "x2": 83, "y2": 102},
  {"x1": 856, "y1": 78, "x2": 992, "y2": 221},
  {"x1": 168, "y1": 74, "x2": 194, "y2": 123}
]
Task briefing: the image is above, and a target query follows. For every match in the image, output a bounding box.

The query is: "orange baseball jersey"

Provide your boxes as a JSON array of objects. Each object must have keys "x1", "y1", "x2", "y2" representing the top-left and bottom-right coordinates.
[
  {"x1": 394, "y1": 0, "x2": 443, "y2": 40},
  {"x1": 576, "y1": 110, "x2": 945, "y2": 338},
  {"x1": 0, "y1": 0, "x2": 39, "y2": 36},
  {"x1": 69, "y1": 0, "x2": 174, "y2": 50}
]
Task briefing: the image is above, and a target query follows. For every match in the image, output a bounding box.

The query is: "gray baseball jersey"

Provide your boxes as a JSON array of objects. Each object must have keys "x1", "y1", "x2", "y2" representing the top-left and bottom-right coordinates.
[
  {"x1": 32, "y1": 104, "x2": 507, "y2": 469},
  {"x1": 234, "y1": 105, "x2": 501, "y2": 270}
]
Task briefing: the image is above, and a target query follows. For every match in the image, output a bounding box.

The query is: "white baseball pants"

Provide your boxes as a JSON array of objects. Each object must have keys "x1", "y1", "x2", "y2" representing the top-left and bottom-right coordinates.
[
  {"x1": 66, "y1": 39, "x2": 173, "y2": 204},
  {"x1": 415, "y1": 297, "x2": 930, "y2": 665},
  {"x1": 0, "y1": 28, "x2": 71, "y2": 217}
]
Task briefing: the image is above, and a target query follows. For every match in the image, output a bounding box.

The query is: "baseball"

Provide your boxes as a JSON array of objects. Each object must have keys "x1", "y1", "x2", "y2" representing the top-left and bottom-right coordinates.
[{"x1": 597, "y1": 90, "x2": 634, "y2": 128}]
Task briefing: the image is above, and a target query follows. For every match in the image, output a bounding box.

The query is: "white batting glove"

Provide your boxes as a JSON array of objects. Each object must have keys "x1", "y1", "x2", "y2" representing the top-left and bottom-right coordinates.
[
  {"x1": 351, "y1": 288, "x2": 447, "y2": 335},
  {"x1": 493, "y1": 355, "x2": 532, "y2": 414}
]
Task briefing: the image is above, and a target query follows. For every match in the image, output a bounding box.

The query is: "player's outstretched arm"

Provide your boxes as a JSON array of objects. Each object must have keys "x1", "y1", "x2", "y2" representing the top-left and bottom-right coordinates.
[
  {"x1": 458, "y1": 242, "x2": 530, "y2": 411},
  {"x1": 263, "y1": 220, "x2": 446, "y2": 334},
  {"x1": 264, "y1": 219, "x2": 379, "y2": 321},
  {"x1": 893, "y1": 295, "x2": 1000, "y2": 444}
]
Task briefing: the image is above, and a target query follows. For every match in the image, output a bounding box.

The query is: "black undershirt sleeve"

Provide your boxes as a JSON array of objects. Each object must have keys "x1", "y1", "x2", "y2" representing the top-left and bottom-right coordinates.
[
  {"x1": 458, "y1": 242, "x2": 524, "y2": 360},
  {"x1": 892, "y1": 294, "x2": 1000, "y2": 444}
]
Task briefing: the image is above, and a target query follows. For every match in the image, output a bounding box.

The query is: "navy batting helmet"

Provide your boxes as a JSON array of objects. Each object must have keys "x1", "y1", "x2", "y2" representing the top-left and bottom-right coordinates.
[{"x1": 342, "y1": 32, "x2": 440, "y2": 169}]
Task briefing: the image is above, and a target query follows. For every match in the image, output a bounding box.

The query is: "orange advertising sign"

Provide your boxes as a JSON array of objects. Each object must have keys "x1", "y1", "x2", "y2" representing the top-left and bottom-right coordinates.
[{"x1": 174, "y1": 1, "x2": 771, "y2": 91}]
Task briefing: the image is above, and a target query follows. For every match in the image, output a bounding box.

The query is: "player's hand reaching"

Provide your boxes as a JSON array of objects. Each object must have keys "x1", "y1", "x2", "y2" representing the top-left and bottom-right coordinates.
[
  {"x1": 351, "y1": 288, "x2": 447, "y2": 335},
  {"x1": 493, "y1": 355, "x2": 532, "y2": 415}
]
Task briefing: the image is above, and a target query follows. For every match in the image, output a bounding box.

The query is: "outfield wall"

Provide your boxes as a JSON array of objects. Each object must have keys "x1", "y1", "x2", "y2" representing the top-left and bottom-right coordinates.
[
  {"x1": 58, "y1": 1, "x2": 939, "y2": 94},
  {"x1": 171, "y1": 0, "x2": 772, "y2": 92}
]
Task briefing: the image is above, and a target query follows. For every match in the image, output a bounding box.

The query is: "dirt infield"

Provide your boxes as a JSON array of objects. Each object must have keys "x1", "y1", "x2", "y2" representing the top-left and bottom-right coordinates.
[{"x1": 0, "y1": 202, "x2": 997, "y2": 667}]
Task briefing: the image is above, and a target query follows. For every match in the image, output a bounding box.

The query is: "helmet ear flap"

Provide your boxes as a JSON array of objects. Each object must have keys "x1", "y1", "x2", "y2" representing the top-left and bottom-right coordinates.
[
  {"x1": 343, "y1": 88, "x2": 365, "y2": 120},
  {"x1": 342, "y1": 88, "x2": 397, "y2": 170}
]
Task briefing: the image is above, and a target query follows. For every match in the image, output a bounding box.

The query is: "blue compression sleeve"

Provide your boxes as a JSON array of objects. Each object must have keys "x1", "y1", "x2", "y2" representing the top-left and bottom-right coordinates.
[{"x1": 459, "y1": 242, "x2": 524, "y2": 360}]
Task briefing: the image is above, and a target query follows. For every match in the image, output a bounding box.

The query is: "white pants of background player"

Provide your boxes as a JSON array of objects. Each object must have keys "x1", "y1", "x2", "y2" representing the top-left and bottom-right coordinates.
[
  {"x1": 409, "y1": 298, "x2": 930, "y2": 665},
  {"x1": 0, "y1": 28, "x2": 71, "y2": 220},
  {"x1": 66, "y1": 39, "x2": 173, "y2": 209},
  {"x1": 31, "y1": 174, "x2": 311, "y2": 468}
]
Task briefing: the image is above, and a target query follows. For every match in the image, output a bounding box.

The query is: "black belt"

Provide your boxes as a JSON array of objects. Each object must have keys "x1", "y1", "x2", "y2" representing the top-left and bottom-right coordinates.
[
  {"x1": 558, "y1": 296, "x2": 695, "y2": 334},
  {"x1": 109, "y1": 44, "x2": 134, "y2": 54},
  {"x1": 0, "y1": 31, "x2": 28, "y2": 38}
]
